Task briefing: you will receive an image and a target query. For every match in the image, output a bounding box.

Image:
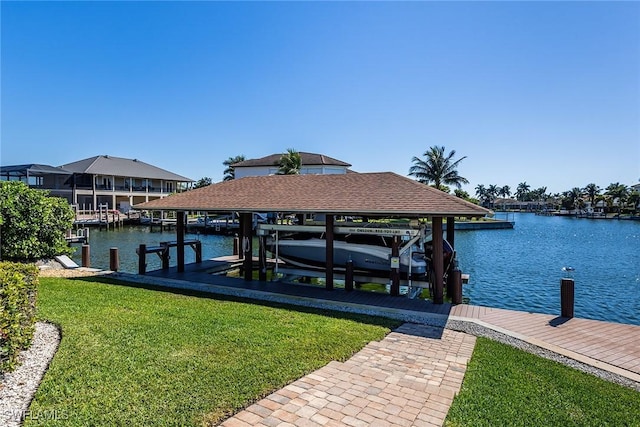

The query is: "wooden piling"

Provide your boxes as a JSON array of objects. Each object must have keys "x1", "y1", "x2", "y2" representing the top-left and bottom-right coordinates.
[
  {"x1": 109, "y1": 247, "x2": 119, "y2": 272},
  {"x1": 81, "y1": 244, "x2": 90, "y2": 268},
  {"x1": 451, "y1": 269, "x2": 462, "y2": 304},
  {"x1": 432, "y1": 217, "x2": 444, "y2": 304},
  {"x1": 195, "y1": 241, "x2": 202, "y2": 263},
  {"x1": 561, "y1": 278, "x2": 574, "y2": 318},
  {"x1": 325, "y1": 214, "x2": 334, "y2": 290},
  {"x1": 138, "y1": 244, "x2": 146, "y2": 275},
  {"x1": 345, "y1": 259, "x2": 354, "y2": 292},
  {"x1": 177, "y1": 211, "x2": 185, "y2": 273},
  {"x1": 258, "y1": 235, "x2": 267, "y2": 282},
  {"x1": 241, "y1": 213, "x2": 252, "y2": 281},
  {"x1": 233, "y1": 236, "x2": 240, "y2": 257},
  {"x1": 161, "y1": 245, "x2": 170, "y2": 270}
]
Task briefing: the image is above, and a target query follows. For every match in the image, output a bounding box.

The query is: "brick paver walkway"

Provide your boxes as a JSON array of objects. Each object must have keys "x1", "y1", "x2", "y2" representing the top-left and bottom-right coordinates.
[{"x1": 218, "y1": 323, "x2": 476, "y2": 427}]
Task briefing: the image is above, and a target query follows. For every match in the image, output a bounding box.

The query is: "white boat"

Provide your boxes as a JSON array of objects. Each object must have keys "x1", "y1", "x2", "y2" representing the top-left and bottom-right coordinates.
[{"x1": 269, "y1": 235, "x2": 437, "y2": 277}]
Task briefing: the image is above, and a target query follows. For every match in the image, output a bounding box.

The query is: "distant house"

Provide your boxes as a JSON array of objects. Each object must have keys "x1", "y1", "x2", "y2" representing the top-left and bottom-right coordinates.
[
  {"x1": 232, "y1": 152, "x2": 352, "y2": 179},
  {"x1": 1, "y1": 155, "x2": 192, "y2": 212}
]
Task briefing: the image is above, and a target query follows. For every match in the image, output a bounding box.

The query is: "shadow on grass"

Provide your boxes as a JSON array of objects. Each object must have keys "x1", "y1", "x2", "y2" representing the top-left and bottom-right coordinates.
[{"x1": 69, "y1": 275, "x2": 402, "y2": 329}]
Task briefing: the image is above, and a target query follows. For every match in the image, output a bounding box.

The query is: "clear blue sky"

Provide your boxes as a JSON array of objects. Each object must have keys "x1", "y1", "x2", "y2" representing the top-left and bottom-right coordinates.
[{"x1": 2, "y1": 1, "x2": 639, "y2": 196}]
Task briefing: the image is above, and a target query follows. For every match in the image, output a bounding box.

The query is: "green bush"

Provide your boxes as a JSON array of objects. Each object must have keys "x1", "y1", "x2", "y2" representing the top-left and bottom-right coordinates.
[
  {"x1": 0, "y1": 261, "x2": 39, "y2": 372},
  {"x1": 0, "y1": 181, "x2": 75, "y2": 261}
]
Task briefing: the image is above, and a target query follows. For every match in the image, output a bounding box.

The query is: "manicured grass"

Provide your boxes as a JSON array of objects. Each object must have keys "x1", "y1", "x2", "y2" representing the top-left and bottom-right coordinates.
[
  {"x1": 445, "y1": 337, "x2": 640, "y2": 427},
  {"x1": 28, "y1": 277, "x2": 399, "y2": 426}
]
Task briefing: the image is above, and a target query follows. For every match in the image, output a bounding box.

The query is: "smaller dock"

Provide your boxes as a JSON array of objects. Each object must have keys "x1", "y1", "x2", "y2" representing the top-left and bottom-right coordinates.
[
  {"x1": 65, "y1": 228, "x2": 89, "y2": 245},
  {"x1": 454, "y1": 220, "x2": 514, "y2": 230},
  {"x1": 74, "y1": 206, "x2": 124, "y2": 230}
]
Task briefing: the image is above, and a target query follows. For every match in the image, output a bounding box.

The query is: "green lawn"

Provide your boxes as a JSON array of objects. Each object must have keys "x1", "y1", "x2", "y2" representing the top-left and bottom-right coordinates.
[
  {"x1": 27, "y1": 277, "x2": 640, "y2": 426},
  {"x1": 28, "y1": 277, "x2": 399, "y2": 426},
  {"x1": 445, "y1": 337, "x2": 640, "y2": 427}
]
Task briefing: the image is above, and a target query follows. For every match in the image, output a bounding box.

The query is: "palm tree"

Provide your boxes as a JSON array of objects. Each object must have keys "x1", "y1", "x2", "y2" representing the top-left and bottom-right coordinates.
[
  {"x1": 486, "y1": 184, "x2": 499, "y2": 209},
  {"x1": 605, "y1": 183, "x2": 629, "y2": 216},
  {"x1": 583, "y1": 183, "x2": 600, "y2": 206},
  {"x1": 532, "y1": 186, "x2": 548, "y2": 210},
  {"x1": 499, "y1": 185, "x2": 511, "y2": 199},
  {"x1": 628, "y1": 189, "x2": 640, "y2": 216},
  {"x1": 222, "y1": 155, "x2": 246, "y2": 181},
  {"x1": 475, "y1": 184, "x2": 489, "y2": 207},
  {"x1": 277, "y1": 148, "x2": 302, "y2": 175},
  {"x1": 408, "y1": 146, "x2": 469, "y2": 191},
  {"x1": 515, "y1": 182, "x2": 530, "y2": 201},
  {"x1": 498, "y1": 185, "x2": 511, "y2": 211},
  {"x1": 565, "y1": 187, "x2": 584, "y2": 212}
]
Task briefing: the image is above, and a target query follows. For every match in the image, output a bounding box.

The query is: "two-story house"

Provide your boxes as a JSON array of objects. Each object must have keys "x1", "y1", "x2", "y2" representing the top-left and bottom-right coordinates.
[
  {"x1": 1, "y1": 155, "x2": 192, "y2": 212},
  {"x1": 231, "y1": 152, "x2": 352, "y2": 179}
]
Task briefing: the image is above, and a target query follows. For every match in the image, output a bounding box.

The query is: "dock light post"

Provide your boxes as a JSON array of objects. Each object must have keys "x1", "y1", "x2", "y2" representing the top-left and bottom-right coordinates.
[{"x1": 561, "y1": 267, "x2": 575, "y2": 318}]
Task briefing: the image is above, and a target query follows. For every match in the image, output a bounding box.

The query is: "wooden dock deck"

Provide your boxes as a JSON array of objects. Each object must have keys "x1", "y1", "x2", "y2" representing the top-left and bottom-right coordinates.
[{"x1": 111, "y1": 257, "x2": 640, "y2": 386}]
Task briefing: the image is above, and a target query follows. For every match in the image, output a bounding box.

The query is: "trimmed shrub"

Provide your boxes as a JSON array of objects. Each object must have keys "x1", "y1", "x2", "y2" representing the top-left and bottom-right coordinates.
[
  {"x1": 0, "y1": 181, "x2": 75, "y2": 261},
  {"x1": 0, "y1": 261, "x2": 39, "y2": 372}
]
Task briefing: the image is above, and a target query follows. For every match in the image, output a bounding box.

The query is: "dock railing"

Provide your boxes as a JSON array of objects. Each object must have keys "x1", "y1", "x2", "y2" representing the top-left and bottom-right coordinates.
[{"x1": 136, "y1": 239, "x2": 202, "y2": 275}]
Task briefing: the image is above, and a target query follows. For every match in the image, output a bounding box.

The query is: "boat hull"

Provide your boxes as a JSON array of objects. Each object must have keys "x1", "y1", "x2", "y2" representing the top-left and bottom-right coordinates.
[{"x1": 270, "y1": 238, "x2": 427, "y2": 276}]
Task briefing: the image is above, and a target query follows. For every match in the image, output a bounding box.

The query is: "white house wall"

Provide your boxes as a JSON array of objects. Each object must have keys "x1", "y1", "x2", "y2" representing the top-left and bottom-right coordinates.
[{"x1": 235, "y1": 165, "x2": 347, "y2": 179}]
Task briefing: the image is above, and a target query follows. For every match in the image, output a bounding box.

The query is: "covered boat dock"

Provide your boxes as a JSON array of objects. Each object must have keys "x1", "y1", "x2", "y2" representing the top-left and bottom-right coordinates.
[{"x1": 136, "y1": 172, "x2": 490, "y2": 304}]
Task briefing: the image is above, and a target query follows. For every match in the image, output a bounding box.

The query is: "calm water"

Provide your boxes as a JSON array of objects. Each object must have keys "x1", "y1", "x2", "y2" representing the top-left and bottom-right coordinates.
[
  {"x1": 455, "y1": 213, "x2": 640, "y2": 326},
  {"x1": 72, "y1": 214, "x2": 640, "y2": 326},
  {"x1": 71, "y1": 226, "x2": 235, "y2": 274}
]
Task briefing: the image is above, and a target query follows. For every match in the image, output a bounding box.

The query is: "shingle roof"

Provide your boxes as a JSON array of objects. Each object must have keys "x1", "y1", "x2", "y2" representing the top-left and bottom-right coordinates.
[
  {"x1": 232, "y1": 152, "x2": 351, "y2": 168},
  {"x1": 60, "y1": 155, "x2": 192, "y2": 181},
  {"x1": 136, "y1": 172, "x2": 489, "y2": 217}
]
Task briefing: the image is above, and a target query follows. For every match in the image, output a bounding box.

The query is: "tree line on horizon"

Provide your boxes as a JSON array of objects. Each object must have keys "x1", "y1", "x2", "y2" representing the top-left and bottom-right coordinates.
[
  {"x1": 474, "y1": 181, "x2": 639, "y2": 214},
  {"x1": 194, "y1": 147, "x2": 639, "y2": 215}
]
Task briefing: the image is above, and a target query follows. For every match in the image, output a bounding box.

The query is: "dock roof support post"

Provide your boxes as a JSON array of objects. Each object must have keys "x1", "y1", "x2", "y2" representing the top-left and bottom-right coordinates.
[
  {"x1": 432, "y1": 216, "x2": 444, "y2": 304},
  {"x1": 325, "y1": 214, "x2": 334, "y2": 290},
  {"x1": 446, "y1": 216, "x2": 456, "y2": 298},
  {"x1": 177, "y1": 211, "x2": 185, "y2": 273},
  {"x1": 446, "y1": 216, "x2": 455, "y2": 249},
  {"x1": 241, "y1": 212, "x2": 253, "y2": 281},
  {"x1": 258, "y1": 235, "x2": 267, "y2": 282}
]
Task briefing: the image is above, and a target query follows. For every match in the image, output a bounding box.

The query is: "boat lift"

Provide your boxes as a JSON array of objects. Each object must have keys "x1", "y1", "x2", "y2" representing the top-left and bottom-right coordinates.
[{"x1": 255, "y1": 223, "x2": 430, "y2": 297}]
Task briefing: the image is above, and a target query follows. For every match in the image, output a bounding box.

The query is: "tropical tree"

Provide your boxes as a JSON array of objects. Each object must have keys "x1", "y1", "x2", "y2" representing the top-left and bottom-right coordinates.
[
  {"x1": 277, "y1": 148, "x2": 302, "y2": 175},
  {"x1": 531, "y1": 187, "x2": 548, "y2": 209},
  {"x1": 605, "y1": 183, "x2": 629, "y2": 216},
  {"x1": 222, "y1": 155, "x2": 246, "y2": 181},
  {"x1": 408, "y1": 146, "x2": 469, "y2": 191},
  {"x1": 0, "y1": 181, "x2": 74, "y2": 261},
  {"x1": 562, "y1": 187, "x2": 584, "y2": 212},
  {"x1": 515, "y1": 182, "x2": 531, "y2": 201},
  {"x1": 454, "y1": 189, "x2": 479, "y2": 204},
  {"x1": 499, "y1": 185, "x2": 511, "y2": 199},
  {"x1": 498, "y1": 185, "x2": 511, "y2": 211},
  {"x1": 583, "y1": 183, "x2": 600, "y2": 206},
  {"x1": 193, "y1": 177, "x2": 212, "y2": 189},
  {"x1": 486, "y1": 184, "x2": 499, "y2": 209},
  {"x1": 474, "y1": 184, "x2": 491, "y2": 207},
  {"x1": 628, "y1": 189, "x2": 640, "y2": 216}
]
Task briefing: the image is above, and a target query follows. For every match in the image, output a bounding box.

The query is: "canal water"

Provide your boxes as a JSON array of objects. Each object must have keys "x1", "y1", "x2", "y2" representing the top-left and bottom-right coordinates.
[{"x1": 71, "y1": 213, "x2": 640, "y2": 326}]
